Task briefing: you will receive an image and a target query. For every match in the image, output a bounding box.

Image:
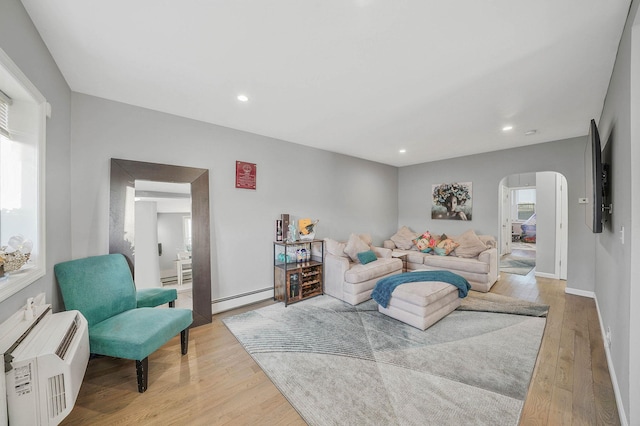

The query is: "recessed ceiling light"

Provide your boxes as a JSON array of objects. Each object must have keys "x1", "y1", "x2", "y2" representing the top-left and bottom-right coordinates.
[
  {"x1": 399, "y1": 149, "x2": 406, "y2": 154},
  {"x1": 525, "y1": 129, "x2": 537, "y2": 136},
  {"x1": 502, "y1": 126, "x2": 513, "y2": 132},
  {"x1": 237, "y1": 94, "x2": 249, "y2": 102}
]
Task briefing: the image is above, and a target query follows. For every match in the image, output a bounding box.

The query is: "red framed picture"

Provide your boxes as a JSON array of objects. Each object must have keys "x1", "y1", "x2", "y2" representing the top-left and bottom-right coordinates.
[{"x1": 235, "y1": 161, "x2": 257, "y2": 190}]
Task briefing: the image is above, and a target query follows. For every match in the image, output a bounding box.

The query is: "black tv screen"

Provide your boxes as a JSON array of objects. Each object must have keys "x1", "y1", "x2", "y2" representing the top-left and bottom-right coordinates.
[{"x1": 585, "y1": 118, "x2": 604, "y2": 233}]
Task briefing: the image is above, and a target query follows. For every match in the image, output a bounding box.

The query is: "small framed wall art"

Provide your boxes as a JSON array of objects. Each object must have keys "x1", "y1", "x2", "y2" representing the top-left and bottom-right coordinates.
[{"x1": 236, "y1": 161, "x2": 257, "y2": 190}]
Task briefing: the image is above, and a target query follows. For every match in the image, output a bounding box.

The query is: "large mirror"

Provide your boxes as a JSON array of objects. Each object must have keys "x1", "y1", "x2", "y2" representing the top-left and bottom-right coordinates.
[{"x1": 109, "y1": 158, "x2": 212, "y2": 327}]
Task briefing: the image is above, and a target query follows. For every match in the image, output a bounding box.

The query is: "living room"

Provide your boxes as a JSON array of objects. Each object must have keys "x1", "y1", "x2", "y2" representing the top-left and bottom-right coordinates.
[{"x1": 0, "y1": 0, "x2": 638, "y2": 425}]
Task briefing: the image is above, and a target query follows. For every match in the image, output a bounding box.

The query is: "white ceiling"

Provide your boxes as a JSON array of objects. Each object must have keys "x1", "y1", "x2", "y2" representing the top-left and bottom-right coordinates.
[
  {"x1": 21, "y1": 0, "x2": 631, "y2": 167},
  {"x1": 135, "y1": 180, "x2": 190, "y2": 213}
]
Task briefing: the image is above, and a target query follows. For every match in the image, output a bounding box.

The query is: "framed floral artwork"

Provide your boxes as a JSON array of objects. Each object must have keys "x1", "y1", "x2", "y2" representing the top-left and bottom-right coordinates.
[{"x1": 432, "y1": 182, "x2": 472, "y2": 220}]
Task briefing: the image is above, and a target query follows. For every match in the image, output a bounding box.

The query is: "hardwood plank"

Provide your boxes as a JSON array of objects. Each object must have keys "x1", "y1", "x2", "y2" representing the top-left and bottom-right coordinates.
[
  {"x1": 586, "y1": 296, "x2": 621, "y2": 426},
  {"x1": 61, "y1": 273, "x2": 619, "y2": 425}
]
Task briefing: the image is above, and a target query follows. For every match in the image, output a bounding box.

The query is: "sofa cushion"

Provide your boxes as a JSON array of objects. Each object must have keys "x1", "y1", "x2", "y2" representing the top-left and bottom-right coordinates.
[
  {"x1": 453, "y1": 229, "x2": 488, "y2": 258},
  {"x1": 325, "y1": 238, "x2": 349, "y2": 258},
  {"x1": 405, "y1": 251, "x2": 428, "y2": 264},
  {"x1": 344, "y1": 258, "x2": 402, "y2": 284},
  {"x1": 390, "y1": 226, "x2": 418, "y2": 250},
  {"x1": 344, "y1": 234, "x2": 370, "y2": 262},
  {"x1": 357, "y1": 250, "x2": 377, "y2": 265},
  {"x1": 379, "y1": 294, "x2": 460, "y2": 330},
  {"x1": 423, "y1": 255, "x2": 489, "y2": 274},
  {"x1": 387, "y1": 280, "x2": 458, "y2": 307}
]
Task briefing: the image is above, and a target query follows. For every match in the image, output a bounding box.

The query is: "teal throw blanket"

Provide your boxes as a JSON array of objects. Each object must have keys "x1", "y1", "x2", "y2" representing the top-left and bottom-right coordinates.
[{"x1": 372, "y1": 271, "x2": 471, "y2": 308}]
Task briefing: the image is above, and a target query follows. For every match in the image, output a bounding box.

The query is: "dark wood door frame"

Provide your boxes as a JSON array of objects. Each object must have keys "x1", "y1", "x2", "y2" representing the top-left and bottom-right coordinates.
[{"x1": 109, "y1": 158, "x2": 212, "y2": 327}]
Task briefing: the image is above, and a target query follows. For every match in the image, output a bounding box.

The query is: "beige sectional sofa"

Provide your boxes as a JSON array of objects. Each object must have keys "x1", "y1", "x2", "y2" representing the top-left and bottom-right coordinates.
[
  {"x1": 324, "y1": 234, "x2": 403, "y2": 305},
  {"x1": 383, "y1": 227, "x2": 498, "y2": 292}
]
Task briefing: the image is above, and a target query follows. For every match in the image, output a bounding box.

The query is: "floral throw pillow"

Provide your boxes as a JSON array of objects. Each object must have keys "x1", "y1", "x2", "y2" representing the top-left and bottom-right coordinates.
[
  {"x1": 436, "y1": 238, "x2": 459, "y2": 255},
  {"x1": 413, "y1": 231, "x2": 437, "y2": 252}
]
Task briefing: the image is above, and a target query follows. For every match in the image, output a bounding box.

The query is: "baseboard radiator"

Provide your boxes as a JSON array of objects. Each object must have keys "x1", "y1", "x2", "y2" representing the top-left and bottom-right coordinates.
[{"x1": 211, "y1": 287, "x2": 273, "y2": 314}]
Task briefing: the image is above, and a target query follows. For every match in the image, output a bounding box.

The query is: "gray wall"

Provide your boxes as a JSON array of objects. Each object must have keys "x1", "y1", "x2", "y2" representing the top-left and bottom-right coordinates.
[
  {"x1": 158, "y1": 212, "x2": 189, "y2": 276},
  {"x1": 69, "y1": 93, "x2": 399, "y2": 301},
  {"x1": 597, "y1": 1, "x2": 639, "y2": 422},
  {"x1": 398, "y1": 136, "x2": 595, "y2": 293},
  {"x1": 0, "y1": 0, "x2": 72, "y2": 323}
]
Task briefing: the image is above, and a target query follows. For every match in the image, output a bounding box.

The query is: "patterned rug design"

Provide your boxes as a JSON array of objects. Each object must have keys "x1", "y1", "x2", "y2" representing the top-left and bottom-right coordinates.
[
  {"x1": 224, "y1": 295, "x2": 546, "y2": 425},
  {"x1": 500, "y1": 254, "x2": 536, "y2": 275}
]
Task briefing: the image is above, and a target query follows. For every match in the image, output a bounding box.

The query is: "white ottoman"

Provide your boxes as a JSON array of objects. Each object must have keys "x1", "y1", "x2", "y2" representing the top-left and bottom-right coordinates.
[{"x1": 377, "y1": 281, "x2": 461, "y2": 330}]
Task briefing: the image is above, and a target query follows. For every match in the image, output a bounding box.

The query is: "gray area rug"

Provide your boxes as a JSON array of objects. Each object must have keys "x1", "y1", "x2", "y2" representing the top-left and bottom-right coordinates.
[
  {"x1": 500, "y1": 254, "x2": 536, "y2": 275},
  {"x1": 459, "y1": 291, "x2": 549, "y2": 317},
  {"x1": 223, "y1": 294, "x2": 546, "y2": 425}
]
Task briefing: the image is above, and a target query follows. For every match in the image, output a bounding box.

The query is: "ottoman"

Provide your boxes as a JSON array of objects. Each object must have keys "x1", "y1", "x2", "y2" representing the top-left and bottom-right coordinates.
[{"x1": 377, "y1": 281, "x2": 461, "y2": 330}]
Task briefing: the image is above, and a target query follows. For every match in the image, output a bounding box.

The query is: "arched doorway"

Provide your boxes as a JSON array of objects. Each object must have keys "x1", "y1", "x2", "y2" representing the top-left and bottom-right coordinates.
[{"x1": 498, "y1": 171, "x2": 568, "y2": 280}]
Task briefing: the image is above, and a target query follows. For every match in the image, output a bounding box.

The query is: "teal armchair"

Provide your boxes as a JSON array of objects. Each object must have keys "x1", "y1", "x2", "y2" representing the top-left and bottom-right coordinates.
[
  {"x1": 136, "y1": 287, "x2": 177, "y2": 308},
  {"x1": 54, "y1": 253, "x2": 193, "y2": 392}
]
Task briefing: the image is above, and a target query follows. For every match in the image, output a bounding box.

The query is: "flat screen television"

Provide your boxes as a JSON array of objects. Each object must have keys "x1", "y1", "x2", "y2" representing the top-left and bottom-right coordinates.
[{"x1": 585, "y1": 118, "x2": 607, "y2": 233}]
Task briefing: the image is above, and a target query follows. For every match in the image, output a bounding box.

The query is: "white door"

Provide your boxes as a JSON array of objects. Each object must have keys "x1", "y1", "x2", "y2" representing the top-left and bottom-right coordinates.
[
  {"x1": 557, "y1": 175, "x2": 568, "y2": 280},
  {"x1": 500, "y1": 184, "x2": 511, "y2": 255}
]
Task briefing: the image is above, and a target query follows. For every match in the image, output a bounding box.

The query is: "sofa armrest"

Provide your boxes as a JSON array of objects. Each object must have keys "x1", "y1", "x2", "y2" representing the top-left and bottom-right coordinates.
[
  {"x1": 371, "y1": 246, "x2": 392, "y2": 258},
  {"x1": 324, "y1": 253, "x2": 351, "y2": 300},
  {"x1": 383, "y1": 240, "x2": 396, "y2": 250},
  {"x1": 478, "y1": 247, "x2": 498, "y2": 284},
  {"x1": 477, "y1": 247, "x2": 496, "y2": 264}
]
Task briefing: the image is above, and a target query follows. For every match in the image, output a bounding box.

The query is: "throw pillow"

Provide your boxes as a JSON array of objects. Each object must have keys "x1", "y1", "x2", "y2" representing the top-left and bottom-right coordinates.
[
  {"x1": 390, "y1": 226, "x2": 418, "y2": 250},
  {"x1": 359, "y1": 234, "x2": 373, "y2": 246},
  {"x1": 344, "y1": 233, "x2": 371, "y2": 262},
  {"x1": 479, "y1": 235, "x2": 497, "y2": 248},
  {"x1": 453, "y1": 229, "x2": 488, "y2": 258},
  {"x1": 436, "y1": 238, "x2": 459, "y2": 255},
  {"x1": 413, "y1": 231, "x2": 436, "y2": 251},
  {"x1": 324, "y1": 238, "x2": 348, "y2": 258},
  {"x1": 356, "y1": 250, "x2": 377, "y2": 265}
]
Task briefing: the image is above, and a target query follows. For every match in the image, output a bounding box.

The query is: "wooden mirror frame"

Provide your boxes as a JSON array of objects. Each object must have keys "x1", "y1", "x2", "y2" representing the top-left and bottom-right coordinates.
[{"x1": 109, "y1": 158, "x2": 212, "y2": 327}]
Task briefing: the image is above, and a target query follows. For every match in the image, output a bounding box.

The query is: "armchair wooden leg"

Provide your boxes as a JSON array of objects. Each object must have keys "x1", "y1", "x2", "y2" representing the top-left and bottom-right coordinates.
[
  {"x1": 136, "y1": 358, "x2": 149, "y2": 393},
  {"x1": 169, "y1": 301, "x2": 175, "y2": 308},
  {"x1": 181, "y1": 328, "x2": 189, "y2": 355}
]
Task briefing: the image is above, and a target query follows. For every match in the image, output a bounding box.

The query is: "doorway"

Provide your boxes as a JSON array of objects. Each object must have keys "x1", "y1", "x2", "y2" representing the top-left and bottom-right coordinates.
[{"x1": 498, "y1": 172, "x2": 568, "y2": 280}]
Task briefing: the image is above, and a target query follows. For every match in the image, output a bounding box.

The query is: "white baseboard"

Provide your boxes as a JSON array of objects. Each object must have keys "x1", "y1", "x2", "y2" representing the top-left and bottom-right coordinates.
[
  {"x1": 564, "y1": 287, "x2": 595, "y2": 298},
  {"x1": 592, "y1": 294, "x2": 628, "y2": 426},
  {"x1": 534, "y1": 271, "x2": 558, "y2": 279},
  {"x1": 211, "y1": 288, "x2": 273, "y2": 314}
]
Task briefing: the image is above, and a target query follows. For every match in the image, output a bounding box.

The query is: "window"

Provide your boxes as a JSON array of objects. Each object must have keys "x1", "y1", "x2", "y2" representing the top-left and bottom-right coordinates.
[
  {"x1": 511, "y1": 188, "x2": 536, "y2": 221},
  {"x1": 517, "y1": 203, "x2": 536, "y2": 220},
  {"x1": 0, "y1": 48, "x2": 47, "y2": 302}
]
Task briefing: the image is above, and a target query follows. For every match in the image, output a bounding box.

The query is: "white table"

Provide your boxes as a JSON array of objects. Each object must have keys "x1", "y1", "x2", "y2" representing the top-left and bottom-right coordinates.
[{"x1": 176, "y1": 259, "x2": 192, "y2": 286}]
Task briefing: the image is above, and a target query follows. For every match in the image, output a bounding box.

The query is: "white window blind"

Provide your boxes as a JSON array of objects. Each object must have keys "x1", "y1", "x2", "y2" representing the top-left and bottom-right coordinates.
[{"x1": 0, "y1": 89, "x2": 11, "y2": 139}]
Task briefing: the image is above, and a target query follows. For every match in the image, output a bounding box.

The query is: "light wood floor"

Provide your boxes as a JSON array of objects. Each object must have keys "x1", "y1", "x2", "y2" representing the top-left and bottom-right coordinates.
[{"x1": 61, "y1": 271, "x2": 620, "y2": 425}]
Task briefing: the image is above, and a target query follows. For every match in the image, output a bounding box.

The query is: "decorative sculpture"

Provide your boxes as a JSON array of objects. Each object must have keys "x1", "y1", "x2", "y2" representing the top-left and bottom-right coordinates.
[
  {"x1": 0, "y1": 235, "x2": 33, "y2": 276},
  {"x1": 287, "y1": 223, "x2": 298, "y2": 242},
  {"x1": 298, "y1": 219, "x2": 319, "y2": 241}
]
